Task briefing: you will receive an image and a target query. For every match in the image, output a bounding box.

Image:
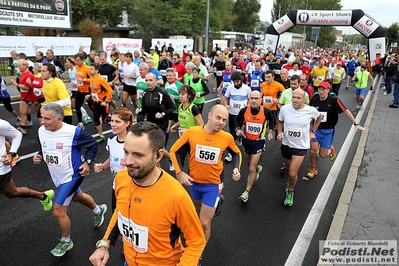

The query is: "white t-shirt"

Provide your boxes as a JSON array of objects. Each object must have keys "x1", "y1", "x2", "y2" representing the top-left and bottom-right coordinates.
[
  {"x1": 123, "y1": 62, "x2": 140, "y2": 86},
  {"x1": 288, "y1": 69, "x2": 303, "y2": 78},
  {"x1": 106, "y1": 135, "x2": 126, "y2": 189},
  {"x1": 224, "y1": 84, "x2": 251, "y2": 115},
  {"x1": 0, "y1": 119, "x2": 22, "y2": 175},
  {"x1": 279, "y1": 103, "x2": 319, "y2": 149}
]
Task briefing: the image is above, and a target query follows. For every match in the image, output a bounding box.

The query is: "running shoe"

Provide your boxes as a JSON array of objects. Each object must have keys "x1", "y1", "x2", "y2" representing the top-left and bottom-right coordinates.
[
  {"x1": 329, "y1": 147, "x2": 336, "y2": 161},
  {"x1": 284, "y1": 190, "x2": 294, "y2": 207},
  {"x1": 118, "y1": 89, "x2": 121, "y2": 98},
  {"x1": 18, "y1": 127, "x2": 27, "y2": 135},
  {"x1": 15, "y1": 118, "x2": 21, "y2": 127},
  {"x1": 285, "y1": 183, "x2": 289, "y2": 193},
  {"x1": 26, "y1": 121, "x2": 33, "y2": 127},
  {"x1": 214, "y1": 194, "x2": 225, "y2": 217},
  {"x1": 255, "y1": 165, "x2": 262, "y2": 181},
  {"x1": 239, "y1": 190, "x2": 249, "y2": 203},
  {"x1": 280, "y1": 162, "x2": 285, "y2": 173},
  {"x1": 169, "y1": 160, "x2": 175, "y2": 171},
  {"x1": 94, "y1": 204, "x2": 107, "y2": 227},
  {"x1": 40, "y1": 189, "x2": 55, "y2": 211},
  {"x1": 224, "y1": 153, "x2": 232, "y2": 162},
  {"x1": 11, "y1": 154, "x2": 21, "y2": 167},
  {"x1": 197, "y1": 256, "x2": 202, "y2": 266},
  {"x1": 355, "y1": 105, "x2": 361, "y2": 110},
  {"x1": 51, "y1": 239, "x2": 74, "y2": 257},
  {"x1": 96, "y1": 136, "x2": 106, "y2": 143},
  {"x1": 306, "y1": 167, "x2": 318, "y2": 179}
]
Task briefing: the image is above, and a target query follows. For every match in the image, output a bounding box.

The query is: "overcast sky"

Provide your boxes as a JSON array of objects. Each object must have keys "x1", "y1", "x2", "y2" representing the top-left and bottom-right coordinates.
[{"x1": 259, "y1": 0, "x2": 397, "y2": 33}]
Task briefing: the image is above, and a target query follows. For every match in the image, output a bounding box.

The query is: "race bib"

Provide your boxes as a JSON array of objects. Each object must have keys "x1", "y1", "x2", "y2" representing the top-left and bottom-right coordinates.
[
  {"x1": 263, "y1": 96, "x2": 273, "y2": 105},
  {"x1": 223, "y1": 82, "x2": 231, "y2": 88},
  {"x1": 317, "y1": 76, "x2": 324, "y2": 82},
  {"x1": 91, "y1": 93, "x2": 99, "y2": 101},
  {"x1": 274, "y1": 69, "x2": 281, "y2": 75},
  {"x1": 195, "y1": 145, "x2": 220, "y2": 164},
  {"x1": 178, "y1": 127, "x2": 184, "y2": 137},
  {"x1": 231, "y1": 100, "x2": 246, "y2": 111},
  {"x1": 287, "y1": 127, "x2": 302, "y2": 139},
  {"x1": 160, "y1": 70, "x2": 166, "y2": 76},
  {"x1": 77, "y1": 82, "x2": 84, "y2": 87},
  {"x1": 216, "y1": 71, "x2": 222, "y2": 76},
  {"x1": 246, "y1": 122, "x2": 262, "y2": 135},
  {"x1": 251, "y1": 80, "x2": 259, "y2": 88},
  {"x1": 334, "y1": 74, "x2": 341, "y2": 79},
  {"x1": 43, "y1": 150, "x2": 62, "y2": 167},
  {"x1": 118, "y1": 211, "x2": 148, "y2": 253},
  {"x1": 33, "y1": 88, "x2": 42, "y2": 96},
  {"x1": 320, "y1": 111, "x2": 327, "y2": 122},
  {"x1": 100, "y1": 75, "x2": 108, "y2": 81}
]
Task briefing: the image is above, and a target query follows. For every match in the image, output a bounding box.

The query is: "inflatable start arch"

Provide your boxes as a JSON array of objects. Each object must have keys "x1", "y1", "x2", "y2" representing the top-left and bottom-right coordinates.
[{"x1": 264, "y1": 9, "x2": 386, "y2": 61}]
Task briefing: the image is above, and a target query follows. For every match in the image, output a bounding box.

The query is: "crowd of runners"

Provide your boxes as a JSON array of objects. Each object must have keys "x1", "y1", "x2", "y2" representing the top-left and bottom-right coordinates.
[{"x1": 1, "y1": 43, "x2": 388, "y2": 265}]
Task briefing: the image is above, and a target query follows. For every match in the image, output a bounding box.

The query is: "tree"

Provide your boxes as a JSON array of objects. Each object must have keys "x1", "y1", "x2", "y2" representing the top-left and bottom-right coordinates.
[
  {"x1": 386, "y1": 22, "x2": 399, "y2": 47},
  {"x1": 231, "y1": 0, "x2": 261, "y2": 33},
  {"x1": 72, "y1": 0, "x2": 125, "y2": 27},
  {"x1": 78, "y1": 18, "x2": 103, "y2": 50}
]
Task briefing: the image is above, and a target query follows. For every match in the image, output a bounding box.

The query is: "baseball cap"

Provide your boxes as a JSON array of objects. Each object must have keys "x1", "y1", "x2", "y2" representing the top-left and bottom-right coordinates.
[
  {"x1": 361, "y1": 64, "x2": 367, "y2": 69},
  {"x1": 336, "y1": 62, "x2": 342, "y2": 65},
  {"x1": 150, "y1": 46, "x2": 155, "y2": 50},
  {"x1": 318, "y1": 81, "x2": 331, "y2": 89}
]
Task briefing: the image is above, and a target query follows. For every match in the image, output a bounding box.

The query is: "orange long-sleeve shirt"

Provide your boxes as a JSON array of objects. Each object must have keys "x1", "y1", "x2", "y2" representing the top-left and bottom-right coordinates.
[
  {"x1": 75, "y1": 64, "x2": 90, "y2": 93},
  {"x1": 103, "y1": 169, "x2": 205, "y2": 266},
  {"x1": 260, "y1": 81, "x2": 286, "y2": 111},
  {"x1": 88, "y1": 75, "x2": 113, "y2": 103}
]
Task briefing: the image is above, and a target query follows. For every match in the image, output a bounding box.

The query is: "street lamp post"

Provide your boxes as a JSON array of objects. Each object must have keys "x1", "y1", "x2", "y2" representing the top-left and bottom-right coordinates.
[
  {"x1": 302, "y1": 0, "x2": 309, "y2": 48},
  {"x1": 205, "y1": 0, "x2": 210, "y2": 52}
]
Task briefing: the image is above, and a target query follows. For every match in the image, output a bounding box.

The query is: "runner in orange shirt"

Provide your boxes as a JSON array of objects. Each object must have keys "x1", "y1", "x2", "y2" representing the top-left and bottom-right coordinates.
[
  {"x1": 260, "y1": 70, "x2": 285, "y2": 124},
  {"x1": 74, "y1": 53, "x2": 91, "y2": 129}
]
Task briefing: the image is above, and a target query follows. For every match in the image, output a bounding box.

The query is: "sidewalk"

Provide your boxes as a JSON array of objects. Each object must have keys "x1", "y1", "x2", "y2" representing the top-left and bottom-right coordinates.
[{"x1": 321, "y1": 81, "x2": 399, "y2": 263}]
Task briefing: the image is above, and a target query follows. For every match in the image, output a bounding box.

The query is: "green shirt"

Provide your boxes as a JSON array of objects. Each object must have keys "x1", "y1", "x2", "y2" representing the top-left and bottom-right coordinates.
[
  {"x1": 355, "y1": 70, "x2": 369, "y2": 89},
  {"x1": 279, "y1": 88, "x2": 309, "y2": 106},
  {"x1": 165, "y1": 80, "x2": 182, "y2": 114},
  {"x1": 178, "y1": 102, "x2": 198, "y2": 129},
  {"x1": 184, "y1": 73, "x2": 193, "y2": 85},
  {"x1": 189, "y1": 78, "x2": 205, "y2": 105},
  {"x1": 136, "y1": 76, "x2": 147, "y2": 109}
]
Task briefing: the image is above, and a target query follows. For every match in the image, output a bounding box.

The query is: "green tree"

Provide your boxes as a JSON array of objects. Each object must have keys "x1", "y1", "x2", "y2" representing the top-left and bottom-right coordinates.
[
  {"x1": 231, "y1": 0, "x2": 261, "y2": 33},
  {"x1": 72, "y1": 0, "x2": 125, "y2": 27},
  {"x1": 386, "y1": 22, "x2": 399, "y2": 47}
]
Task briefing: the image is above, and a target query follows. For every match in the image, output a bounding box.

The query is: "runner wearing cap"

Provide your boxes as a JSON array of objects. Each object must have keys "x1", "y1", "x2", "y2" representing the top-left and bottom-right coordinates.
[
  {"x1": 329, "y1": 62, "x2": 345, "y2": 96},
  {"x1": 305, "y1": 81, "x2": 366, "y2": 179}
]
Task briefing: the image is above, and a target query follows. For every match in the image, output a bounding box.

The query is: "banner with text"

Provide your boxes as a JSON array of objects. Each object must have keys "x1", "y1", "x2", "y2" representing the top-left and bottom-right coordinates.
[
  {"x1": 296, "y1": 10, "x2": 352, "y2": 26},
  {"x1": 213, "y1": 40, "x2": 228, "y2": 50},
  {"x1": 0, "y1": 0, "x2": 72, "y2": 29},
  {"x1": 0, "y1": 36, "x2": 91, "y2": 57},
  {"x1": 102, "y1": 38, "x2": 143, "y2": 57},
  {"x1": 151, "y1": 39, "x2": 194, "y2": 54}
]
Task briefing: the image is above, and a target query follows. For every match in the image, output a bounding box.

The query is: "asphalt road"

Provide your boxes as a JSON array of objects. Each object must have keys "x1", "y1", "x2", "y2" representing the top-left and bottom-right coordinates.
[{"x1": 0, "y1": 78, "x2": 371, "y2": 266}]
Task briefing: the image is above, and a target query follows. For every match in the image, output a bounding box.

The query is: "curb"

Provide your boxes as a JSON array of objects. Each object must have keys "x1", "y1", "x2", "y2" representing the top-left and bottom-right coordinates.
[
  {"x1": 10, "y1": 95, "x2": 20, "y2": 102},
  {"x1": 317, "y1": 76, "x2": 382, "y2": 266}
]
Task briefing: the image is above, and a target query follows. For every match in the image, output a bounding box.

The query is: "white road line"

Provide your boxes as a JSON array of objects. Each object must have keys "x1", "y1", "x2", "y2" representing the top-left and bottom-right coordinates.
[
  {"x1": 18, "y1": 97, "x2": 221, "y2": 161},
  {"x1": 284, "y1": 85, "x2": 378, "y2": 266}
]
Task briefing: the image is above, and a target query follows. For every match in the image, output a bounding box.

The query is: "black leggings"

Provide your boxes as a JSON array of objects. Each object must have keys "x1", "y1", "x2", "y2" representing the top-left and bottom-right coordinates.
[
  {"x1": 92, "y1": 102, "x2": 109, "y2": 126},
  {"x1": 0, "y1": 97, "x2": 13, "y2": 113},
  {"x1": 75, "y1": 92, "x2": 89, "y2": 123}
]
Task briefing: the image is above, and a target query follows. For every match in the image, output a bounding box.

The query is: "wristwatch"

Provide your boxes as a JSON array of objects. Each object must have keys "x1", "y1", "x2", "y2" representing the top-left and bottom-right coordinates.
[
  {"x1": 8, "y1": 152, "x2": 17, "y2": 158},
  {"x1": 84, "y1": 159, "x2": 92, "y2": 165},
  {"x1": 161, "y1": 112, "x2": 166, "y2": 117},
  {"x1": 96, "y1": 240, "x2": 110, "y2": 249},
  {"x1": 311, "y1": 129, "x2": 317, "y2": 134},
  {"x1": 353, "y1": 122, "x2": 358, "y2": 126}
]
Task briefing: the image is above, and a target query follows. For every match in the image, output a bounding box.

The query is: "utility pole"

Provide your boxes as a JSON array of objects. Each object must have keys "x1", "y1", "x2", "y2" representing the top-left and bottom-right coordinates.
[
  {"x1": 302, "y1": 0, "x2": 309, "y2": 48},
  {"x1": 205, "y1": 0, "x2": 210, "y2": 52}
]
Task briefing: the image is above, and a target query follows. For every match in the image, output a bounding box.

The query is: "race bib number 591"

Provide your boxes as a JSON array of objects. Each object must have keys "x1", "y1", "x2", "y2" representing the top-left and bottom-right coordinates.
[{"x1": 118, "y1": 211, "x2": 148, "y2": 253}]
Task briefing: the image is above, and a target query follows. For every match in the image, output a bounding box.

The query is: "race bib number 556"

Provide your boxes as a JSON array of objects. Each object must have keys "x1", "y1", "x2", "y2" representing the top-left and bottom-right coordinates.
[{"x1": 195, "y1": 145, "x2": 220, "y2": 164}]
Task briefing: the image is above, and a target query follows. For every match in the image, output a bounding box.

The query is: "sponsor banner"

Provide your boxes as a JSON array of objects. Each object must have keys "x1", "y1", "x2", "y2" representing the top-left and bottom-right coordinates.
[
  {"x1": 319, "y1": 240, "x2": 397, "y2": 265},
  {"x1": 369, "y1": 37, "x2": 386, "y2": 62},
  {"x1": 102, "y1": 38, "x2": 143, "y2": 56},
  {"x1": 263, "y1": 34, "x2": 279, "y2": 52},
  {"x1": 213, "y1": 40, "x2": 228, "y2": 50},
  {"x1": 297, "y1": 10, "x2": 352, "y2": 26},
  {"x1": 353, "y1": 15, "x2": 379, "y2": 37},
  {"x1": 0, "y1": 36, "x2": 91, "y2": 57},
  {"x1": 151, "y1": 39, "x2": 194, "y2": 54},
  {"x1": 273, "y1": 15, "x2": 295, "y2": 34},
  {"x1": 0, "y1": 0, "x2": 71, "y2": 29}
]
